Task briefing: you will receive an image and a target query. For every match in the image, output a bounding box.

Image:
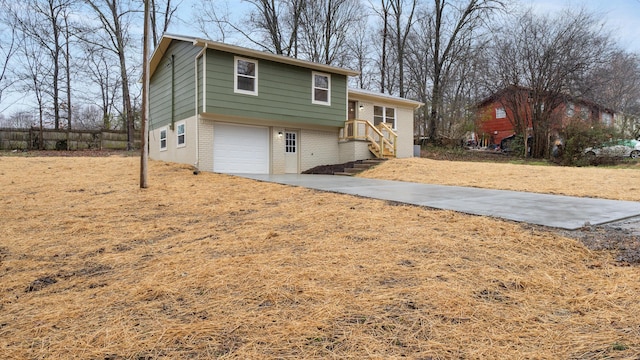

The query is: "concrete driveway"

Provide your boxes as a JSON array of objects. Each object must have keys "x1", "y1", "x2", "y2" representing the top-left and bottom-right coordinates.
[{"x1": 238, "y1": 174, "x2": 640, "y2": 230}]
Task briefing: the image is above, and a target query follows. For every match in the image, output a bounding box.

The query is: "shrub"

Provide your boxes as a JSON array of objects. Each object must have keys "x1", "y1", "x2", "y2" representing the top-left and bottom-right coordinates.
[
  {"x1": 55, "y1": 139, "x2": 68, "y2": 150},
  {"x1": 556, "y1": 120, "x2": 622, "y2": 166}
]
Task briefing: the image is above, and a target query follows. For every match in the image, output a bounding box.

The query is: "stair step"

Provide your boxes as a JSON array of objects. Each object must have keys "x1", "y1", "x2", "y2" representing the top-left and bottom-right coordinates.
[
  {"x1": 352, "y1": 163, "x2": 372, "y2": 169},
  {"x1": 343, "y1": 167, "x2": 364, "y2": 173},
  {"x1": 362, "y1": 159, "x2": 386, "y2": 164}
]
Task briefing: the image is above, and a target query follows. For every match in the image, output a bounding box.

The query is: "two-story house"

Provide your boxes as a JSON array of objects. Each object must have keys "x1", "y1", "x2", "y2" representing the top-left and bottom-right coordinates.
[
  {"x1": 475, "y1": 86, "x2": 616, "y2": 147},
  {"x1": 148, "y1": 34, "x2": 422, "y2": 174}
]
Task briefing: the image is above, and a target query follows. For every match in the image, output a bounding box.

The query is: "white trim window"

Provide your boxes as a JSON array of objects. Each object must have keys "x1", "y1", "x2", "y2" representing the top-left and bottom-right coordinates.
[
  {"x1": 312, "y1": 72, "x2": 330, "y2": 105},
  {"x1": 176, "y1": 121, "x2": 186, "y2": 148},
  {"x1": 373, "y1": 106, "x2": 396, "y2": 129},
  {"x1": 159, "y1": 127, "x2": 168, "y2": 151},
  {"x1": 495, "y1": 107, "x2": 506, "y2": 119},
  {"x1": 234, "y1": 57, "x2": 258, "y2": 95}
]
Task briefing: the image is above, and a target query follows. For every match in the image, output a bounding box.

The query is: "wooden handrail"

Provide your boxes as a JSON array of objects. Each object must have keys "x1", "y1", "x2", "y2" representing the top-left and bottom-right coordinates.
[
  {"x1": 340, "y1": 119, "x2": 397, "y2": 158},
  {"x1": 376, "y1": 122, "x2": 397, "y2": 157}
]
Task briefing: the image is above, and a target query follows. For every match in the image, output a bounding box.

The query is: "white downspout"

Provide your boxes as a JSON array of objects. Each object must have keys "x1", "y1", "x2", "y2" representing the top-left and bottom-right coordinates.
[{"x1": 194, "y1": 44, "x2": 208, "y2": 171}]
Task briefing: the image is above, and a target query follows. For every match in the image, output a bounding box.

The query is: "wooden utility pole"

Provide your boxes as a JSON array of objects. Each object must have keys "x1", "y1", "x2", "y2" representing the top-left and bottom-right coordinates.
[{"x1": 140, "y1": 0, "x2": 150, "y2": 188}]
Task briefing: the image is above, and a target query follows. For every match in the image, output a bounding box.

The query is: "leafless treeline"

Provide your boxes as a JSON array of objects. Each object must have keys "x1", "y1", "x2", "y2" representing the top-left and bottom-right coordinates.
[
  {"x1": 1, "y1": 0, "x2": 639, "y2": 154},
  {"x1": 0, "y1": 0, "x2": 176, "y2": 150}
]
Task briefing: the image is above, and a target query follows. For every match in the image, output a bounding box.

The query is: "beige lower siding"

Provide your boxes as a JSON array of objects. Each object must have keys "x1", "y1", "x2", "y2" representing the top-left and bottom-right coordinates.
[
  {"x1": 271, "y1": 127, "x2": 285, "y2": 173},
  {"x1": 395, "y1": 107, "x2": 414, "y2": 158},
  {"x1": 339, "y1": 140, "x2": 374, "y2": 163},
  {"x1": 151, "y1": 116, "x2": 383, "y2": 174},
  {"x1": 195, "y1": 119, "x2": 343, "y2": 174},
  {"x1": 351, "y1": 98, "x2": 416, "y2": 159},
  {"x1": 299, "y1": 129, "x2": 340, "y2": 172},
  {"x1": 149, "y1": 115, "x2": 198, "y2": 167},
  {"x1": 198, "y1": 119, "x2": 214, "y2": 171}
]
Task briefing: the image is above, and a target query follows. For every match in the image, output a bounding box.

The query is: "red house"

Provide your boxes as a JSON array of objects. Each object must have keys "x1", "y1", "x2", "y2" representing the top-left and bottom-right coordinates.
[{"x1": 475, "y1": 87, "x2": 615, "y2": 148}]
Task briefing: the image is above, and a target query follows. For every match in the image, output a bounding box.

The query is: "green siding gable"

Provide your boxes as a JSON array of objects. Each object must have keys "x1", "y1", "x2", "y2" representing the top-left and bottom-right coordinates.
[
  {"x1": 149, "y1": 40, "x2": 199, "y2": 129},
  {"x1": 204, "y1": 49, "x2": 347, "y2": 127}
]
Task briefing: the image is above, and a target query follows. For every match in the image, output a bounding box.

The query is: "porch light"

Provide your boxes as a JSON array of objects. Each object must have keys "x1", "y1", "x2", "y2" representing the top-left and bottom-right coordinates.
[
  {"x1": 359, "y1": 105, "x2": 365, "y2": 111},
  {"x1": 278, "y1": 131, "x2": 283, "y2": 138}
]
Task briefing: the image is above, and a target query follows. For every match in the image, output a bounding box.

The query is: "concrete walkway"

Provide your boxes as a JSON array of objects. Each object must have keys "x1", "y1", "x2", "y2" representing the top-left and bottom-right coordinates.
[{"x1": 238, "y1": 174, "x2": 640, "y2": 230}]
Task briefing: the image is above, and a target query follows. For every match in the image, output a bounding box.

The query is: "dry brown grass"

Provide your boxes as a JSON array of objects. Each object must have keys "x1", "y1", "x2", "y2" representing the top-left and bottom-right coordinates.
[
  {"x1": 1, "y1": 156, "x2": 639, "y2": 359},
  {"x1": 360, "y1": 157, "x2": 640, "y2": 201}
]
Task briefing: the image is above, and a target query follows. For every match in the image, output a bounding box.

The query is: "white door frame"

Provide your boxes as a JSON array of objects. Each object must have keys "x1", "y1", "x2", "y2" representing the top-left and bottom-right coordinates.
[{"x1": 284, "y1": 130, "x2": 299, "y2": 173}]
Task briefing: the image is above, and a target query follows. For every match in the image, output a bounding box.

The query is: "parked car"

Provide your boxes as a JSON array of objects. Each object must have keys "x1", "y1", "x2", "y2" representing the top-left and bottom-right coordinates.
[{"x1": 584, "y1": 139, "x2": 640, "y2": 159}]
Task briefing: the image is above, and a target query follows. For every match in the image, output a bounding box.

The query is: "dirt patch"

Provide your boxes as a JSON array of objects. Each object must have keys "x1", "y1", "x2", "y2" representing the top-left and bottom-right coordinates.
[
  {"x1": 560, "y1": 219, "x2": 640, "y2": 264},
  {"x1": 25, "y1": 276, "x2": 57, "y2": 292},
  {"x1": 303, "y1": 160, "x2": 364, "y2": 174}
]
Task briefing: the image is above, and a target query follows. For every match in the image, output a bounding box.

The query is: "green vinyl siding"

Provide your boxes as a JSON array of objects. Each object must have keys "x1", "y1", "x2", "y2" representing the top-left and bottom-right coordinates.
[
  {"x1": 204, "y1": 50, "x2": 347, "y2": 127},
  {"x1": 197, "y1": 55, "x2": 203, "y2": 114},
  {"x1": 149, "y1": 40, "x2": 199, "y2": 129}
]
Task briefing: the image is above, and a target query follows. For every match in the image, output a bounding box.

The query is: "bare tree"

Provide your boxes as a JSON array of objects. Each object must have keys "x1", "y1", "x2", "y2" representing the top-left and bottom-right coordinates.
[
  {"x1": 81, "y1": 45, "x2": 121, "y2": 129},
  {"x1": 585, "y1": 50, "x2": 640, "y2": 138},
  {"x1": 5, "y1": 0, "x2": 75, "y2": 129},
  {"x1": 195, "y1": 0, "x2": 305, "y2": 56},
  {"x1": 17, "y1": 40, "x2": 52, "y2": 148},
  {"x1": 194, "y1": 1, "x2": 234, "y2": 42},
  {"x1": 298, "y1": 0, "x2": 360, "y2": 66},
  {"x1": 490, "y1": 7, "x2": 612, "y2": 157},
  {"x1": 346, "y1": 14, "x2": 375, "y2": 89},
  {"x1": 72, "y1": 104, "x2": 104, "y2": 129},
  {"x1": 245, "y1": 0, "x2": 305, "y2": 56},
  {"x1": 3, "y1": 111, "x2": 37, "y2": 128},
  {"x1": 373, "y1": 0, "x2": 392, "y2": 93},
  {"x1": 83, "y1": 0, "x2": 140, "y2": 150},
  {"x1": 425, "y1": 0, "x2": 503, "y2": 143},
  {"x1": 389, "y1": 0, "x2": 417, "y2": 97},
  {"x1": 0, "y1": 11, "x2": 19, "y2": 112},
  {"x1": 150, "y1": 0, "x2": 180, "y2": 47}
]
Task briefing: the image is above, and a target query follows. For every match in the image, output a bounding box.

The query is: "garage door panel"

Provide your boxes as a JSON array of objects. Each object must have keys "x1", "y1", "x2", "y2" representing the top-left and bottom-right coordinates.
[{"x1": 213, "y1": 123, "x2": 269, "y2": 174}]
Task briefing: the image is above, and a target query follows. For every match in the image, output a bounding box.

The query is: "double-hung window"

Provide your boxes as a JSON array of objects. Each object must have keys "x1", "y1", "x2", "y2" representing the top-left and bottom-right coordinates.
[
  {"x1": 312, "y1": 72, "x2": 330, "y2": 105},
  {"x1": 373, "y1": 106, "x2": 396, "y2": 129},
  {"x1": 234, "y1": 57, "x2": 258, "y2": 95},
  {"x1": 176, "y1": 122, "x2": 185, "y2": 147},
  {"x1": 496, "y1": 107, "x2": 506, "y2": 119},
  {"x1": 159, "y1": 128, "x2": 167, "y2": 151}
]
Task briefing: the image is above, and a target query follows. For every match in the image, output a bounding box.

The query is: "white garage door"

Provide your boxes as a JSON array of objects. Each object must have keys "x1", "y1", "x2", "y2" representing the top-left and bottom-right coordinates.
[{"x1": 213, "y1": 123, "x2": 269, "y2": 174}]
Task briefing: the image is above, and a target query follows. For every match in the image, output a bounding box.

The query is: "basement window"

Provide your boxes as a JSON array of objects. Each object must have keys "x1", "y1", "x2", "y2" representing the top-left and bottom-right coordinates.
[
  {"x1": 176, "y1": 122, "x2": 185, "y2": 148},
  {"x1": 159, "y1": 127, "x2": 167, "y2": 151}
]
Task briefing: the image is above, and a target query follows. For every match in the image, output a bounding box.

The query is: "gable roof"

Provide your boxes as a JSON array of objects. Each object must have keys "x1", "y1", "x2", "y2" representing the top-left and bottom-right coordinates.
[{"x1": 150, "y1": 34, "x2": 360, "y2": 79}]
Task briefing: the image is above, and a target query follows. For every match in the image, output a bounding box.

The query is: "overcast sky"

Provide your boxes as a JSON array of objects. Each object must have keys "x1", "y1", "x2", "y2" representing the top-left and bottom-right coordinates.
[
  {"x1": 169, "y1": 0, "x2": 640, "y2": 53},
  {"x1": 525, "y1": 0, "x2": 640, "y2": 52}
]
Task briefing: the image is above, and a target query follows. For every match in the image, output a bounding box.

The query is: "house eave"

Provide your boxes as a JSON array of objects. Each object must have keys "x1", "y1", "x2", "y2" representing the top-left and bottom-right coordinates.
[
  {"x1": 190, "y1": 38, "x2": 360, "y2": 76},
  {"x1": 348, "y1": 88, "x2": 424, "y2": 109}
]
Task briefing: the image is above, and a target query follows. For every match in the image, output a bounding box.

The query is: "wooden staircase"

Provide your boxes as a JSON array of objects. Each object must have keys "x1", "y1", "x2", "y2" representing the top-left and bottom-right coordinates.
[{"x1": 339, "y1": 120, "x2": 398, "y2": 159}]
